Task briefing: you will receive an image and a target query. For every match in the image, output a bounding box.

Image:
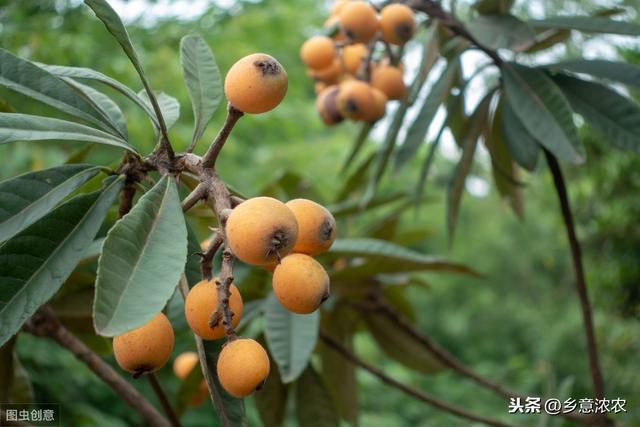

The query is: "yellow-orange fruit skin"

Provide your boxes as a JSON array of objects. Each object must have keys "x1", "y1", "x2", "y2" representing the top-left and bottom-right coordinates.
[
  {"x1": 226, "y1": 197, "x2": 299, "y2": 266},
  {"x1": 173, "y1": 352, "x2": 208, "y2": 404},
  {"x1": 363, "y1": 88, "x2": 388, "y2": 122},
  {"x1": 300, "y1": 36, "x2": 336, "y2": 70},
  {"x1": 185, "y1": 280, "x2": 243, "y2": 340},
  {"x1": 224, "y1": 53, "x2": 288, "y2": 114},
  {"x1": 113, "y1": 313, "x2": 174, "y2": 374},
  {"x1": 323, "y1": 16, "x2": 346, "y2": 42},
  {"x1": 285, "y1": 199, "x2": 337, "y2": 255},
  {"x1": 316, "y1": 85, "x2": 344, "y2": 126},
  {"x1": 339, "y1": 1, "x2": 378, "y2": 43},
  {"x1": 216, "y1": 339, "x2": 270, "y2": 398},
  {"x1": 379, "y1": 4, "x2": 416, "y2": 45},
  {"x1": 330, "y1": 0, "x2": 350, "y2": 16},
  {"x1": 272, "y1": 254, "x2": 330, "y2": 314},
  {"x1": 371, "y1": 65, "x2": 406, "y2": 100},
  {"x1": 309, "y1": 58, "x2": 343, "y2": 85},
  {"x1": 337, "y1": 80, "x2": 375, "y2": 120},
  {"x1": 342, "y1": 43, "x2": 368, "y2": 75}
]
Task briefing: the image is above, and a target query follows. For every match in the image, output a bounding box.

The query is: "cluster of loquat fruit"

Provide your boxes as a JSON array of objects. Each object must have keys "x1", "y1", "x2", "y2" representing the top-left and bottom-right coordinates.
[
  {"x1": 301, "y1": 1, "x2": 416, "y2": 125},
  {"x1": 110, "y1": 51, "x2": 337, "y2": 402}
]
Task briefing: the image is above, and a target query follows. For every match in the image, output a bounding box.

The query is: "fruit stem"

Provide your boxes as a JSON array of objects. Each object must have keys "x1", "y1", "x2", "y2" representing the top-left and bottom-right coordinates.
[
  {"x1": 147, "y1": 373, "x2": 183, "y2": 427},
  {"x1": 201, "y1": 104, "x2": 244, "y2": 169}
]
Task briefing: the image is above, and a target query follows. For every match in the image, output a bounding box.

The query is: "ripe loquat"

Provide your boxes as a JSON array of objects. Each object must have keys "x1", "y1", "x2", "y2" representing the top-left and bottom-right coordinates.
[
  {"x1": 316, "y1": 85, "x2": 344, "y2": 126},
  {"x1": 173, "y1": 352, "x2": 208, "y2": 405},
  {"x1": 226, "y1": 197, "x2": 299, "y2": 265},
  {"x1": 216, "y1": 338, "x2": 270, "y2": 397},
  {"x1": 113, "y1": 313, "x2": 174, "y2": 375},
  {"x1": 338, "y1": 1, "x2": 378, "y2": 43},
  {"x1": 336, "y1": 80, "x2": 375, "y2": 120},
  {"x1": 300, "y1": 36, "x2": 336, "y2": 70},
  {"x1": 363, "y1": 87, "x2": 388, "y2": 122},
  {"x1": 371, "y1": 65, "x2": 406, "y2": 100},
  {"x1": 273, "y1": 253, "x2": 330, "y2": 314},
  {"x1": 285, "y1": 199, "x2": 336, "y2": 255},
  {"x1": 379, "y1": 4, "x2": 416, "y2": 45},
  {"x1": 309, "y1": 58, "x2": 343, "y2": 85},
  {"x1": 185, "y1": 279, "x2": 243, "y2": 340},
  {"x1": 224, "y1": 53, "x2": 288, "y2": 114},
  {"x1": 342, "y1": 43, "x2": 368, "y2": 75}
]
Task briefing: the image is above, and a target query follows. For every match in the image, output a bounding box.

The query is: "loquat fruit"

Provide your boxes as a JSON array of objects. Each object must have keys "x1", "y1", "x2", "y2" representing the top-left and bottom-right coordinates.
[
  {"x1": 300, "y1": 36, "x2": 336, "y2": 70},
  {"x1": 185, "y1": 279, "x2": 243, "y2": 340},
  {"x1": 342, "y1": 43, "x2": 368, "y2": 75},
  {"x1": 285, "y1": 199, "x2": 337, "y2": 255},
  {"x1": 309, "y1": 58, "x2": 343, "y2": 85},
  {"x1": 338, "y1": 1, "x2": 378, "y2": 43},
  {"x1": 224, "y1": 53, "x2": 288, "y2": 114},
  {"x1": 316, "y1": 85, "x2": 344, "y2": 126},
  {"x1": 173, "y1": 352, "x2": 208, "y2": 405},
  {"x1": 330, "y1": 0, "x2": 351, "y2": 16},
  {"x1": 371, "y1": 65, "x2": 406, "y2": 100},
  {"x1": 379, "y1": 4, "x2": 416, "y2": 45},
  {"x1": 113, "y1": 313, "x2": 174, "y2": 375},
  {"x1": 216, "y1": 338, "x2": 270, "y2": 397},
  {"x1": 226, "y1": 197, "x2": 299, "y2": 266},
  {"x1": 336, "y1": 80, "x2": 375, "y2": 120},
  {"x1": 272, "y1": 253, "x2": 330, "y2": 314},
  {"x1": 363, "y1": 87, "x2": 388, "y2": 122}
]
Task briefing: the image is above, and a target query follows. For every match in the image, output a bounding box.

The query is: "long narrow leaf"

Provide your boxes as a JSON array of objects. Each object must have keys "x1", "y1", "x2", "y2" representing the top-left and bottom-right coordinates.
[
  {"x1": 529, "y1": 16, "x2": 640, "y2": 36},
  {"x1": 0, "y1": 164, "x2": 101, "y2": 242},
  {"x1": 94, "y1": 175, "x2": 187, "y2": 336},
  {"x1": 180, "y1": 35, "x2": 222, "y2": 146},
  {"x1": 138, "y1": 91, "x2": 180, "y2": 131},
  {"x1": 0, "y1": 113, "x2": 136, "y2": 152},
  {"x1": 500, "y1": 95, "x2": 540, "y2": 171},
  {"x1": 0, "y1": 178, "x2": 122, "y2": 346},
  {"x1": 546, "y1": 60, "x2": 640, "y2": 88},
  {"x1": 0, "y1": 49, "x2": 122, "y2": 136}
]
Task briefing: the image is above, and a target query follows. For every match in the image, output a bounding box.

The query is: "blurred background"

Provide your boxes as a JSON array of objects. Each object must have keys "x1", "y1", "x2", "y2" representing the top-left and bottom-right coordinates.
[{"x1": 0, "y1": 0, "x2": 638, "y2": 426}]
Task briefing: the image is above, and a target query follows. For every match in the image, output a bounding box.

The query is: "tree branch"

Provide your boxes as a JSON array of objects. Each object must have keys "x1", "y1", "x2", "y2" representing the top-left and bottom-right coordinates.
[
  {"x1": 201, "y1": 104, "x2": 244, "y2": 169},
  {"x1": 22, "y1": 307, "x2": 171, "y2": 427},
  {"x1": 320, "y1": 331, "x2": 518, "y2": 427},
  {"x1": 544, "y1": 151, "x2": 607, "y2": 404},
  {"x1": 147, "y1": 373, "x2": 182, "y2": 427}
]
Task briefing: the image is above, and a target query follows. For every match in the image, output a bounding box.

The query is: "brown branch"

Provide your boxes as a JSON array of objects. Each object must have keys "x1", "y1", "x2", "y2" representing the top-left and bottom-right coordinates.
[
  {"x1": 361, "y1": 295, "x2": 592, "y2": 425},
  {"x1": 199, "y1": 233, "x2": 223, "y2": 280},
  {"x1": 210, "y1": 248, "x2": 237, "y2": 340},
  {"x1": 320, "y1": 332, "x2": 518, "y2": 427},
  {"x1": 181, "y1": 182, "x2": 207, "y2": 213},
  {"x1": 147, "y1": 373, "x2": 182, "y2": 427},
  {"x1": 201, "y1": 104, "x2": 244, "y2": 169},
  {"x1": 22, "y1": 307, "x2": 171, "y2": 427},
  {"x1": 544, "y1": 151, "x2": 607, "y2": 411}
]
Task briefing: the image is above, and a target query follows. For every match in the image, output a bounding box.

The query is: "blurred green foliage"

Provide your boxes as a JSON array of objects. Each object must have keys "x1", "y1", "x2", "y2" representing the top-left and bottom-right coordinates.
[{"x1": 0, "y1": 0, "x2": 638, "y2": 426}]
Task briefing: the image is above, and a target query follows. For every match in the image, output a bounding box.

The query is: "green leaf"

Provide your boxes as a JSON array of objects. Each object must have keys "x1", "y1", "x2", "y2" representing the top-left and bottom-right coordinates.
[
  {"x1": 500, "y1": 95, "x2": 540, "y2": 171},
  {"x1": 254, "y1": 355, "x2": 288, "y2": 427},
  {"x1": 524, "y1": 29, "x2": 571, "y2": 53},
  {"x1": 264, "y1": 293, "x2": 319, "y2": 383},
  {"x1": 0, "y1": 164, "x2": 101, "y2": 242},
  {"x1": 473, "y1": 0, "x2": 515, "y2": 14},
  {"x1": 83, "y1": 0, "x2": 167, "y2": 132},
  {"x1": 66, "y1": 144, "x2": 95, "y2": 164},
  {"x1": 326, "y1": 238, "x2": 481, "y2": 281},
  {"x1": 0, "y1": 113, "x2": 136, "y2": 152},
  {"x1": 501, "y1": 62, "x2": 584, "y2": 163},
  {"x1": 200, "y1": 339, "x2": 247, "y2": 426},
  {"x1": 447, "y1": 90, "x2": 494, "y2": 241},
  {"x1": 38, "y1": 63, "x2": 159, "y2": 127},
  {"x1": 9, "y1": 355, "x2": 33, "y2": 403},
  {"x1": 0, "y1": 48, "x2": 122, "y2": 136},
  {"x1": 363, "y1": 312, "x2": 445, "y2": 374},
  {"x1": 529, "y1": 16, "x2": 640, "y2": 36},
  {"x1": 467, "y1": 14, "x2": 535, "y2": 50},
  {"x1": 337, "y1": 152, "x2": 375, "y2": 202},
  {"x1": 552, "y1": 74, "x2": 640, "y2": 155},
  {"x1": 62, "y1": 78, "x2": 128, "y2": 140},
  {"x1": 486, "y1": 100, "x2": 524, "y2": 218},
  {"x1": 295, "y1": 365, "x2": 340, "y2": 427},
  {"x1": 138, "y1": 91, "x2": 180, "y2": 131},
  {"x1": 180, "y1": 35, "x2": 222, "y2": 146},
  {"x1": 395, "y1": 58, "x2": 460, "y2": 170},
  {"x1": 0, "y1": 178, "x2": 122, "y2": 347},
  {"x1": 545, "y1": 60, "x2": 640, "y2": 88},
  {"x1": 341, "y1": 122, "x2": 373, "y2": 174},
  {"x1": 94, "y1": 175, "x2": 187, "y2": 336}
]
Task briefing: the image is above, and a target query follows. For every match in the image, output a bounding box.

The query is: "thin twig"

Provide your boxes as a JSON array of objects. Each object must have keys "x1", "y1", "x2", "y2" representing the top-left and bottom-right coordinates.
[
  {"x1": 320, "y1": 332, "x2": 517, "y2": 427},
  {"x1": 199, "y1": 233, "x2": 223, "y2": 280},
  {"x1": 147, "y1": 373, "x2": 182, "y2": 427},
  {"x1": 201, "y1": 104, "x2": 244, "y2": 169},
  {"x1": 181, "y1": 182, "x2": 208, "y2": 213},
  {"x1": 22, "y1": 307, "x2": 171, "y2": 427},
  {"x1": 544, "y1": 151, "x2": 607, "y2": 405}
]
